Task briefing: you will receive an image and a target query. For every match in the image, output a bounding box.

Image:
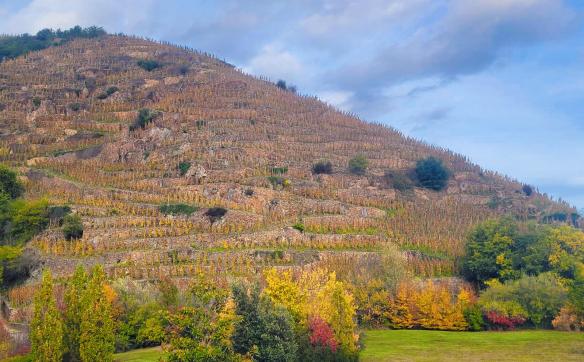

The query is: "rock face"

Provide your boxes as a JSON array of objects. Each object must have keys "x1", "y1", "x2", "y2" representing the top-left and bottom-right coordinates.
[{"x1": 185, "y1": 165, "x2": 207, "y2": 184}]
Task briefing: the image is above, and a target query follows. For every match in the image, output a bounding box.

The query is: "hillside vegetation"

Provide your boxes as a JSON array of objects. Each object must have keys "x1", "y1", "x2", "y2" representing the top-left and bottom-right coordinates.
[{"x1": 0, "y1": 32, "x2": 582, "y2": 360}]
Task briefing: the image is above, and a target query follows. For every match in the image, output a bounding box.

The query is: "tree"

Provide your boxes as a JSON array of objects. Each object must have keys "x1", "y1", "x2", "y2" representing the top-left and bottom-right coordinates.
[
  {"x1": 263, "y1": 268, "x2": 306, "y2": 323},
  {"x1": 166, "y1": 306, "x2": 238, "y2": 362},
  {"x1": 388, "y1": 283, "x2": 415, "y2": 329},
  {"x1": 79, "y1": 265, "x2": 115, "y2": 362},
  {"x1": 232, "y1": 283, "x2": 298, "y2": 361},
  {"x1": 348, "y1": 155, "x2": 368, "y2": 175},
  {"x1": 462, "y1": 218, "x2": 518, "y2": 286},
  {"x1": 30, "y1": 270, "x2": 64, "y2": 362},
  {"x1": 7, "y1": 198, "x2": 49, "y2": 245},
  {"x1": 414, "y1": 157, "x2": 450, "y2": 191},
  {"x1": 0, "y1": 164, "x2": 23, "y2": 199},
  {"x1": 316, "y1": 274, "x2": 357, "y2": 353},
  {"x1": 567, "y1": 267, "x2": 584, "y2": 320},
  {"x1": 63, "y1": 213, "x2": 84, "y2": 240},
  {"x1": 64, "y1": 265, "x2": 88, "y2": 362}
]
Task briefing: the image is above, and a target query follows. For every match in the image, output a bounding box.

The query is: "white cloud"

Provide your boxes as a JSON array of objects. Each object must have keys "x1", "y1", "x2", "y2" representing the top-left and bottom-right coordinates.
[
  {"x1": 243, "y1": 44, "x2": 305, "y2": 83},
  {"x1": 0, "y1": 0, "x2": 157, "y2": 34},
  {"x1": 317, "y1": 90, "x2": 354, "y2": 110}
]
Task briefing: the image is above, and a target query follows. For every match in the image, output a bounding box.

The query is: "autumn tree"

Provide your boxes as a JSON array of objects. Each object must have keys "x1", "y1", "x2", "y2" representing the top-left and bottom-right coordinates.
[
  {"x1": 30, "y1": 270, "x2": 64, "y2": 362},
  {"x1": 79, "y1": 265, "x2": 115, "y2": 362},
  {"x1": 64, "y1": 265, "x2": 88, "y2": 361}
]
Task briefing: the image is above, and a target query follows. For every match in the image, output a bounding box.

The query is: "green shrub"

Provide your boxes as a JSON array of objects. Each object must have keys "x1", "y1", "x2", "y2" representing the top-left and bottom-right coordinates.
[
  {"x1": 270, "y1": 166, "x2": 288, "y2": 175},
  {"x1": 32, "y1": 97, "x2": 41, "y2": 109},
  {"x1": 63, "y1": 214, "x2": 84, "y2": 240},
  {"x1": 461, "y1": 218, "x2": 518, "y2": 286},
  {"x1": 177, "y1": 161, "x2": 191, "y2": 176},
  {"x1": 8, "y1": 198, "x2": 49, "y2": 245},
  {"x1": 158, "y1": 203, "x2": 198, "y2": 216},
  {"x1": 106, "y1": 86, "x2": 119, "y2": 96},
  {"x1": 463, "y1": 305, "x2": 485, "y2": 331},
  {"x1": 292, "y1": 221, "x2": 305, "y2": 233},
  {"x1": 348, "y1": 155, "x2": 368, "y2": 175},
  {"x1": 96, "y1": 86, "x2": 118, "y2": 100},
  {"x1": 0, "y1": 164, "x2": 24, "y2": 199},
  {"x1": 69, "y1": 103, "x2": 81, "y2": 111},
  {"x1": 479, "y1": 273, "x2": 567, "y2": 328},
  {"x1": 130, "y1": 109, "x2": 159, "y2": 131},
  {"x1": 312, "y1": 161, "x2": 333, "y2": 175},
  {"x1": 137, "y1": 59, "x2": 162, "y2": 72},
  {"x1": 415, "y1": 157, "x2": 450, "y2": 191},
  {"x1": 267, "y1": 176, "x2": 284, "y2": 188}
]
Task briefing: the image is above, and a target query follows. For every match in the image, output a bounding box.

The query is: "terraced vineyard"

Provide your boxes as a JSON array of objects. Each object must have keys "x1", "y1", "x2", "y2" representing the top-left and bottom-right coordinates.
[{"x1": 0, "y1": 34, "x2": 579, "y2": 317}]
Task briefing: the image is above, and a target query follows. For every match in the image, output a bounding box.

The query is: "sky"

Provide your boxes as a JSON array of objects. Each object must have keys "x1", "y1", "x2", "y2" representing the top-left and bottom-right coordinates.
[{"x1": 0, "y1": 0, "x2": 583, "y2": 210}]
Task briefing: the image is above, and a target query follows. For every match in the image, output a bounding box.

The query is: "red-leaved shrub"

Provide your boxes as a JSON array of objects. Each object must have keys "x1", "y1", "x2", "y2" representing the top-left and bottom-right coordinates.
[
  {"x1": 485, "y1": 311, "x2": 525, "y2": 330},
  {"x1": 308, "y1": 315, "x2": 338, "y2": 353}
]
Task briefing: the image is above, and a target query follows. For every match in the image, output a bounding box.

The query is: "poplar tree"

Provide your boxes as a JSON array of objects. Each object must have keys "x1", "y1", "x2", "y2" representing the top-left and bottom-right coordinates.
[
  {"x1": 64, "y1": 265, "x2": 88, "y2": 361},
  {"x1": 30, "y1": 270, "x2": 64, "y2": 362},
  {"x1": 79, "y1": 265, "x2": 115, "y2": 362}
]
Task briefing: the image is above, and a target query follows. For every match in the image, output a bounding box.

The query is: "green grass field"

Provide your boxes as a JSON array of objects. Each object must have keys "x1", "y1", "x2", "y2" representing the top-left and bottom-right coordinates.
[
  {"x1": 360, "y1": 330, "x2": 584, "y2": 361},
  {"x1": 114, "y1": 347, "x2": 166, "y2": 362}
]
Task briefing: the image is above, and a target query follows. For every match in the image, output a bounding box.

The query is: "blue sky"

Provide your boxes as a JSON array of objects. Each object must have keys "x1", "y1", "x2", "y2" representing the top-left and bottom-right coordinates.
[{"x1": 1, "y1": 0, "x2": 583, "y2": 210}]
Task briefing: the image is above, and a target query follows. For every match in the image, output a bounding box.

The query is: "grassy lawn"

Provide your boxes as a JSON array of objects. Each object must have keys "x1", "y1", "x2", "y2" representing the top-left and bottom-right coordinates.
[
  {"x1": 361, "y1": 330, "x2": 584, "y2": 361},
  {"x1": 114, "y1": 347, "x2": 166, "y2": 362}
]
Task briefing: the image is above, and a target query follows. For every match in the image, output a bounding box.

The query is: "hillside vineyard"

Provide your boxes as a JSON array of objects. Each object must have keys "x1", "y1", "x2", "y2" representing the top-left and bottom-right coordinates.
[{"x1": 0, "y1": 35, "x2": 577, "y2": 284}]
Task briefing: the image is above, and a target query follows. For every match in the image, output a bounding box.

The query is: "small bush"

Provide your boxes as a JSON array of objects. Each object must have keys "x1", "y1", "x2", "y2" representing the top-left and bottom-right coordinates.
[
  {"x1": 205, "y1": 207, "x2": 227, "y2": 223},
  {"x1": 348, "y1": 155, "x2": 368, "y2": 175},
  {"x1": 415, "y1": 157, "x2": 450, "y2": 191},
  {"x1": 270, "y1": 166, "x2": 288, "y2": 175},
  {"x1": 106, "y1": 86, "x2": 119, "y2": 96},
  {"x1": 96, "y1": 87, "x2": 118, "y2": 100},
  {"x1": 69, "y1": 103, "x2": 81, "y2": 111},
  {"x1": 32, "y1": 97, "x2": 41, "y2": 109},
  {"x1": 177, "y1": 161, "x2": 191, "y2": 176},
  {"x1": 62, "y1": 214, "x2": 83, "y2": 240},
  {"x1": 137, "y1": 59, "x2": 162, "y2": 72},
  {"x1": 47, "y1": 205, "x2": 71, "y2": 225},
  {"x1": 276, "y1": 80, "x2": 287, "y2": 90},
  {"x1": 244, "y1": 188, "x2": 254, "y2": 197},
  {"x1": 312, "y1": 161, "x2": 333, "y2": 175},
  {"x1": 383, "y1": 170, "x2": 413, "y2": 192},
  {"x1": 268, "y1": 176, "x2": 283, "y2": 187},
  {"x1": 463, "y1": 305, "x2": 485, "y2": 331},
  {"x1": 522, "y1": 184, "x2": 533, "y2": 196},
  {"x1": 130, "y1": 108, "x2": 159, "y2": 131},
  {"x1": 0, "y1": 164, "x2": 24, "y2": 199},
  {"x1": 159, "y1": 203, "x2": 198, "y2": 216},
  {"x1": 292, "y1": 221, "x2": 305, "y2": 233}
]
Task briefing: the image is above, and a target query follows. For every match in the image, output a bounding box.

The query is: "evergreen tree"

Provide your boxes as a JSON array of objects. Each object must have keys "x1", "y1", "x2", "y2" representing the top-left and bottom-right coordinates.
[
  {"x1": 30, "y1": 270, "x2": 64, "y2": 362},
  {"x1": 64, "y1": 265, "x2": 88, "y2": 361},
  {"x1": 79, "y1": 265, "x2": 115, "y2": 362},
  {"x1": 232, "y1": 283, "x2": 298, "y2": 361}
]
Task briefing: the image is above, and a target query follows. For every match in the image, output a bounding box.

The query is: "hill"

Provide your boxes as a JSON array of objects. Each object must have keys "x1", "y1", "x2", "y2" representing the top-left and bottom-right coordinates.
[{"x1": 0, "y1": 34, "x2": 579, "y2": 282}]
